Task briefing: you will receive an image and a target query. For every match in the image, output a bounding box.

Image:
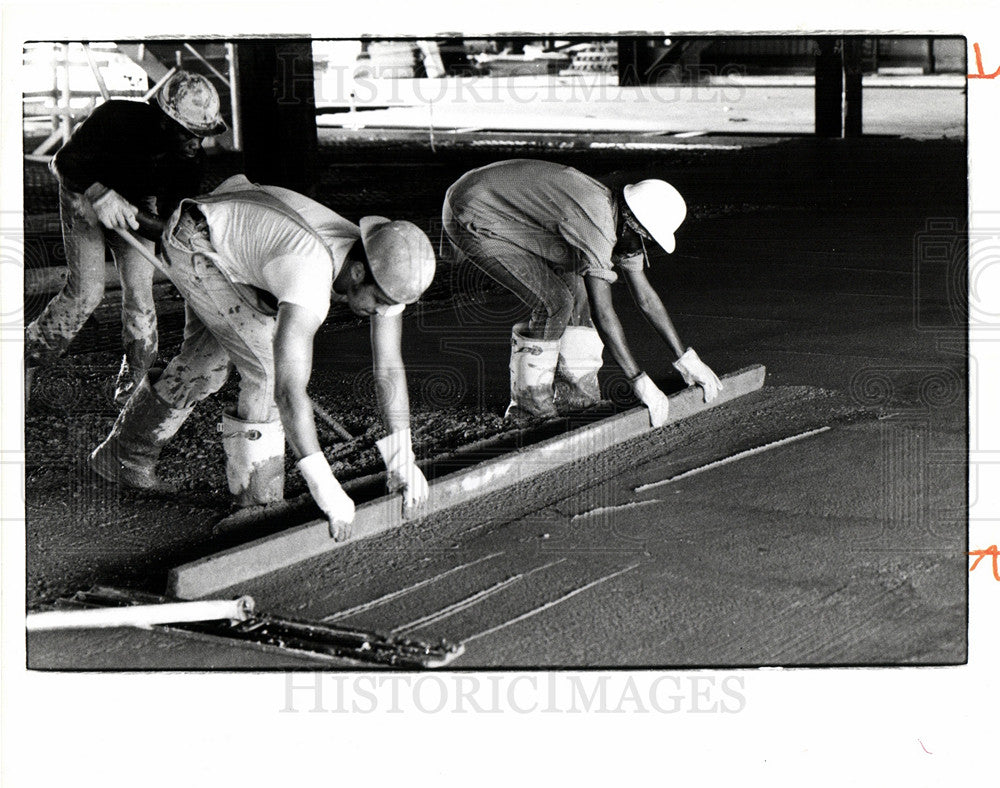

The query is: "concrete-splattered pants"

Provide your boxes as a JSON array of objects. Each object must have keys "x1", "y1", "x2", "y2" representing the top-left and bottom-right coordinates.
[
  {"x1": 25, "y1": 186, "x2": 158, "y2": 371},
  {"x1": 442, "y1": 201, "x2": 592, "y2": 341},
  {"x1": 152, "y1": 207, "x2": 278, "y2": 423}
]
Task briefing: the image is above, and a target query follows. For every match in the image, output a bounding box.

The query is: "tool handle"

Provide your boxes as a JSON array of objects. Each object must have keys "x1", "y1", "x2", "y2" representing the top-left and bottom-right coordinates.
[
  {"x1": 112, "y1": 226, "x2": 165, "y2": 269},
  {"x1": 27, "y1": 597, "x2": 256, "y2": 631},
  {"x1": 310, "y1": 398, "x2": 355, "y2": 442}
]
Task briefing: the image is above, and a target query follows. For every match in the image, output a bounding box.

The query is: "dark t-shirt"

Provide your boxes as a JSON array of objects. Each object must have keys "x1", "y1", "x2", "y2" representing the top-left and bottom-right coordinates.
[{"x1": 52, "y1": 100, "x2": 204, "y2": 218}]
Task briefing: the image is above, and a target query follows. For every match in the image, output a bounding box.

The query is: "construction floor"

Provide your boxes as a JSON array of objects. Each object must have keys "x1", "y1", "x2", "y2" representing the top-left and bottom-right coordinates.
[
  {"x1": 315, "y1": 77, "x2": 965, "y2": 139},
  {"x1": 23, "y1": 132, "x2": 967, "y2": 669}
]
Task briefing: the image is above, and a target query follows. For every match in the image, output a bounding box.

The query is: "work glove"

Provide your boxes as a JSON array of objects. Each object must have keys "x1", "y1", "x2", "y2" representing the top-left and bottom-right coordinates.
[
  {"x1": 89, "y1": 186, "x2": 140, "y2": 231},
  {"x1": 297, "y1": 452, "x2": 356, "y2": 541},
  {"x1": 377, "y1": 427, "x2": 429, "y2": 515},
  {"x1": 631, "y1": 372, "x2": 671, "y2": 427},
  {"x1": 673, "y1": 347, "x2": 723, "y2": 403}
]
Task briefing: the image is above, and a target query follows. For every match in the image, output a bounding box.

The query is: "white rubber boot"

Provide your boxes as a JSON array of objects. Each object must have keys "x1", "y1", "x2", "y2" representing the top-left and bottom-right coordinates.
[
  {"x1": 505, "y1": 322, "x2": 560, "y2": 420},
  {"x1": 220, "y1": 409, "x2": 285, "y2": 506},
  {"x1": 554, "y1": 325, "x2": 605, "y2": 411}
]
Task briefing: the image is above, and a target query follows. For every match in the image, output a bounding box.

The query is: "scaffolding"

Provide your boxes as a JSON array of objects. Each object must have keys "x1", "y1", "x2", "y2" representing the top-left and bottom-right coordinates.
[{"x1": 22, "y1": 40, "x2": 242, "y2": 165}]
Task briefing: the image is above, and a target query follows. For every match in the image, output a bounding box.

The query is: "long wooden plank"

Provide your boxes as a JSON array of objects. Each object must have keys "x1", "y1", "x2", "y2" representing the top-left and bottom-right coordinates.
[{"x1": 168, "y1": 365, "x2": 765, "y2": 599}]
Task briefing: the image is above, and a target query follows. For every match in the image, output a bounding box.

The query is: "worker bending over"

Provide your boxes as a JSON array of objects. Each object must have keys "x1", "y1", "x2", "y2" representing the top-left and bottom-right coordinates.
[
  {"x1": 443, "y1": 159, "x2": 722, "y2": 425},
  {"x1": 90, "y1": 175, "x2": 436, "y2": 540},
  {"x1": 27, "y1": 71, "x2": 226, "y2": 405}
]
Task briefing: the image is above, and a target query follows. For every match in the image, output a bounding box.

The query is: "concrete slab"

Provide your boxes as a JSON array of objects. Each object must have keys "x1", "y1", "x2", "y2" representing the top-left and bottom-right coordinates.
[
  {"x1": 202, "y1": 386, "x2": 963, "y2": 668},
  {"x1": 28, "y1": 624, "x2": 337, "y2": 670},
  {"x1": 168, "y1": 365, "x2": 765, "y2": 600}
]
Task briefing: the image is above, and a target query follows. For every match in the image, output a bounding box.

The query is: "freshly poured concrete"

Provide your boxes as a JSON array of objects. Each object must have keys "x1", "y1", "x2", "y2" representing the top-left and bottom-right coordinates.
[
  {"x1": 24, "y1": 135, "x2": 967, "y2": 668},
  {"x1": 213, "y1": 386, "x2": 963, "y2": 667}
]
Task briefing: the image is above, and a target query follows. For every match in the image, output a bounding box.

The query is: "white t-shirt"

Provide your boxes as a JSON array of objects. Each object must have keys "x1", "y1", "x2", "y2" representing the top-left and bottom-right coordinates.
[{"x1": 194, "y1": 175, "x2": 361, "y2": 323}]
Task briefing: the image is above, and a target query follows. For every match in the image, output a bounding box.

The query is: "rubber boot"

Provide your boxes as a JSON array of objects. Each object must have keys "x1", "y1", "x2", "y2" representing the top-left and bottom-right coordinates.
[
  {"x1": 89, "y1": 374, "x2": 193, "y2": 491},
  {"x1": 553, "y1": 325, "x2": 605, "y2": 412},
  {"x1": 505, "y1": 322, "x2": 560, "y2": 420},
  {"x1": 220, "y1": 409, "x2": 285, "y2": 507}
]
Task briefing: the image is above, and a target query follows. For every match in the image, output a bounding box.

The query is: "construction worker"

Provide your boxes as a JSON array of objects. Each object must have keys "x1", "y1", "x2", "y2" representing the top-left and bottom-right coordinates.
[
  {"x1": 26, "y1": 71, "x2": 226, "y2": 406},
  {"x1": 442, "y1": 159, "x2": 722, "y2": 425},
  {"x1": 89, "y1": 175, "x2": 436, "y2": 540}
]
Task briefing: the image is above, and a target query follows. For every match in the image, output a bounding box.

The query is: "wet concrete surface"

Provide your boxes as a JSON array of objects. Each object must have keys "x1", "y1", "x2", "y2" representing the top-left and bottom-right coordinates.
[
  {"x1": 218, "y1": 386, "x2": 964, "y2": 667},
  {"x1": 27, "y1": 625, "x2": 335, "y2": 670},
  {"x1": 24, "y1": 134, "x2": 966, "y2": 668}
]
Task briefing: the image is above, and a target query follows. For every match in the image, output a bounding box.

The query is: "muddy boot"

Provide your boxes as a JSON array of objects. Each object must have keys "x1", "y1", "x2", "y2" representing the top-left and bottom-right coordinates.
[
  {"x1": 220, "y1": 409, "x2": 285, "y2": 507},
  {"x1": 89, "y1": 374, "x2": 193, "y2": 492},
  {"x1": 553, "y1": 325, "x2": 605, "y2": 412},
  {"x1": 505, "y1": 322, "x2": 560, "y2": 420}
]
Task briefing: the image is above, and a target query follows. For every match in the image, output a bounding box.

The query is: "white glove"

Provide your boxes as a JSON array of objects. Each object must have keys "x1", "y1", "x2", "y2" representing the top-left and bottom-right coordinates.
[
  {"x1": 377, "y1": 428, "x2": 429, "y2": 514},
  {"x1": 90, "y1": 187, "x2": 140, "y2": 231},
  {"x1": 673, "y1": 347, "x2": 723, "y2": 403},
  {"x1": 297, "y1": 452, "x2": 355, "y2": 541},
  {"x1": 631, "y1": 372, "x2": 671, "y2": 427}
]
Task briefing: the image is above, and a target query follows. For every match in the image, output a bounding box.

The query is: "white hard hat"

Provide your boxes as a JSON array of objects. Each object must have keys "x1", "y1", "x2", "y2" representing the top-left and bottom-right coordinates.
[
  {"x1": 156, "y1": 71, "x2": 227, "y2": 137},
  {"x1": 359, "y1": 216, "x2": 436, "y2": 304},
  {"x1": 622, "y1": 179, "x2": 687, "y2": 254}
]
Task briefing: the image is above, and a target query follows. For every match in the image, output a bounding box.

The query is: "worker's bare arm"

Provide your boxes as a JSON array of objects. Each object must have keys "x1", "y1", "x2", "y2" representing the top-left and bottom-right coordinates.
[
  {"x1": 622, "y1": 268, "x2": 722, "y2": 402},
  {"x1": 621, "y1": 268, "x2": 685, "y2": 360},
  {"x1": 273, "y1": 302, "x2": 324, "y2": 459},
  {"x1": 586, "y1": 272, "x2": 673, "y2": 424},
  {"x1": 275, "y1": 305, "x2": 356, "y2": 537},
  {"x1": 370, "y1": 310, "x2": 411, "y2": 435},
  {"x1": 584, "y1": 274, "x2": 641, "y2": 379}
]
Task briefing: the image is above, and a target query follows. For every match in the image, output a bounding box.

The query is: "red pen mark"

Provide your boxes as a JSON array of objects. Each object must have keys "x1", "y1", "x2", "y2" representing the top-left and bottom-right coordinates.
[
  {"x1": 919, "y1": 739, "x2": 932, "y2": 755},
  {"x1": 968, "y1": 545, "x2": 1000, "y2": 581},
  {"x1": 968, "y1": 43, "x2": 1000, "y2": 79}
]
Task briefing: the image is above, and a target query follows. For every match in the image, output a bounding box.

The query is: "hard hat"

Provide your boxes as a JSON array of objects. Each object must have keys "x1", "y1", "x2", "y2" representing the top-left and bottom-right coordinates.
[
  {"x1": 156, "y1": 71, "x2": 227, "y2": 137},
  {"x1": 622, "y1": 179, "x2": 687, "y2": 254},
  {"x1": 359, "y1": 216, "x2": 436, "y2": 304}
]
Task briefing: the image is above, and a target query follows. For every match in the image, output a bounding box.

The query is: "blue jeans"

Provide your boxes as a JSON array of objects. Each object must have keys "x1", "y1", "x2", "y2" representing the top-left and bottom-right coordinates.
[{"x1": 442, "y1": 200, "x2": 592, "y2": 341}]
